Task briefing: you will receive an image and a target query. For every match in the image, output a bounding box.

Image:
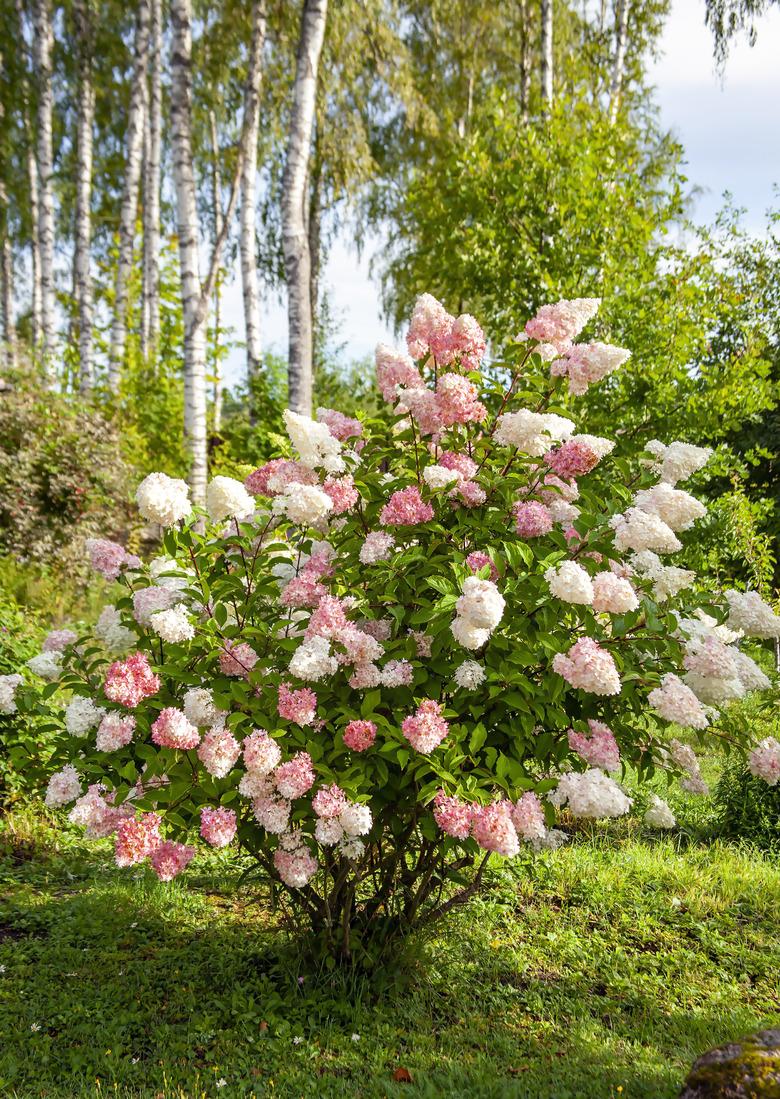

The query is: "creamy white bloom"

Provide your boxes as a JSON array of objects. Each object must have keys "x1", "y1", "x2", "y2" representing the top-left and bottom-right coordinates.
[
  {"x1": 339, "y1": 837, "x2": 366, "y2": 860},
  {"x1": 455, "y1": 577, "x2": 505, "y2": 631},
  {"x1": 27, "y1": 651, "x2": 63, "y2": 681},
  {"x1": 724, "y1": 589, "x2": 780, "y2": 639},
  {"x1": 289, "y1": 636, "x2": 338, "y2": 681},
  {"x1": 494, "y1": 408, "x2": 575, "y2": 455},
  {"x1": 645, "y1": 440, "x2": 712, "y2": 485},
  {"x1": 135, "y1": 472, "x2": 191, "y2": 526},
  {"x1": 669, "y1": 738, "x2": 709, "y2": 795},
  {"x1": 629, "y1": 551, "x2": 694, "y2": 601},
  {"x1": 731, "y1": 649, "x2": 771, "y2": 693},
  {"x1": 0, "y1": 674, "x2": 23, "y2": 715},
  {"x1": 206, "y1": 475, "x2": 255, "y2": 522},
  {"x1": 340, "y1": 801, "x2": 372, "y2": 837},
  {"x1": 644, "y1": 794, "x2": 676, "y2": 829},
  {"x1": 591, "y1": 572, "x2": 639, "y2": 614},
  {"x1": 634, "y1": 483, "x2": 707, "y2": 532},
  {"x1": 422, "y1": 464, "x2": 460, "y2": 490},
  {"x1": 149, "y1": 604, "x2": 195, "y2": 644},
  {"x1": 610, "y1": 507, "x2": 682, "y2": 554},
  {"x1": 359, "y1": 531, "x2": 395, "y2": 564},
  {"x1": 545, "y1": 561, "x2": 594, "y2": 605},
  {"x1": 748, "y1": 737, "x2": 780, "y2": 786},
  {"x1": 64, "y1": 696, "x2": 106, "y2": 737},
  {"x1": 454, "y1": 660, "x2": 486, "y2": 690},
  {"x1": 314, "y1": 817, "x2": 344, "y2": 845},
  {"x1": 94, "y1": 605, "x2": 135, "y2": 653},
  {"x1": 283, "y1": 408, "x2": 345, "y2": 473},
  {"x1": 149, "y1": 556, "x2": 193, "y2": 592},
  {"x1": 45, "y1": 764, "x2": 82, "y2": 807},
  {"x1": 549, "y1": 769, "x2": 632, "y2": 818},
  {"x1": 648, "y1": 673, "x2": 709, "y2": 729},
  {"x1": 450, "y1": 616, "x2": 491, "y2": 650},
  {"x1": 183, "y1": 687, "x2": 225, "y2": 729},
  {"x1": 569, "y1": 433, "x2": 615, "y2": 460},
  {"x1": 132, "y1": 585, "x2": 175, "y2": 626},
  {"x1": 272, "y1": 482, "x2": 334, "y2": 528}
]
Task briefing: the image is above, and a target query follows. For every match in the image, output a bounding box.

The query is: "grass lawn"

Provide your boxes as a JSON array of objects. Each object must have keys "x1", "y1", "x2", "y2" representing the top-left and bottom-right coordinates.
[{"x1": 1, "y1": 801, "x2": 779, "y2": 1099}]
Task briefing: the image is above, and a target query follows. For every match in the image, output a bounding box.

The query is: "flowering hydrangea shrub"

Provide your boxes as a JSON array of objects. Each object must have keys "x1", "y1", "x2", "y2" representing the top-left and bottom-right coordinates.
[{"x1": 18, "y1": 294, "x2": 779, "y2": 959}]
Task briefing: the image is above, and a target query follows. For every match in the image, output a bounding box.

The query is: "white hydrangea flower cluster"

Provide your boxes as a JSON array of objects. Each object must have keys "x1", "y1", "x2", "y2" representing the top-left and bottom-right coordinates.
[
  {"x1": 648, "y1": 673, "x2": 710, "y2": 730},
  {"x1": 64, "y1": 695, "x2": 106, "y2": 737},
  {"x1": 45, "y1": 764, "x2": 82, "y2": 808},
  {"x1": 610, "y1": 507, "x2": 682, "y2": 554},
  {"x1": 149, "y1": 604, "x2": 196, "y2": 644},
  {"x1": 0, "y1": 673, "x2": 23, "y2": 715},
  {"x1": 149, "y1": 556, "x2": 193, "y2": 592},
  {"x1": 454, "y1": 660, "x2": 486, "y2": 690},
  {"x1": 206, "y1": 476, "x2": 255, "y2": 522},
  {"x1": 633, "y1": 483, "x2": 707, "y2": 532},
  {"x1": 272, "y1": 483, "x2": 333, "y2": 528},
  {"x1": 283, "y1": 409, "x2": 345, "y2": 473},
  {"x1": 94, "y1": 605, "x2": 136, "y2": 653},
  {"x1": 724, "y1": 589, "x2": 780, "y2": 640},
  {"x1": 643, "y1": 794, "x2": 676, "y2": 829},
  {"x1": 549, "y1": 769, "x2": 632, "y2": 819},
  {"x1": 494, "y1": 409, "x2": 574, "y2": 456},
  {"x1": 27, "y1": 651, "x2": 63, "y2": 681},
  {"x1": 545, "y1": 561, "x2": 594, "y2": 605},
  {"x1": 645, "y1": 440, "x2": 712, "y2": 485},
  {"x1": 669, "y1": 739, "x2": 709, "y2": 795},
  {"x1": 629, "y1": 551, "x2": 694, "y2": 602},
  {"x1": 315, "y1": 800, "x2": 373, "y2": 861},
  {"x1": 135, "y1": 472, "x2": 191, "y2": 527},
  {"x1": 678, "y1": 614, "x2": 770, "y2": 706},
  {"x1": 359, "y1": 531, "x2": 395, "y2": 565},
  {"x1": 183, "y1": 687, "x2": 226, "y2": 729},
  {"x1": 451, "y1": 577, "x2": 506, "y2": 650},
  {"x1": 422, "y1": 464, "x2": 460, "y2": 490},
  {"x1": 748, "y1": 737, "x2": 780, "y2": 786},
  {"x1": 591, "y1": 572, "x2": 639, "y2": 614},
  {"x1": 289, "y1": 636, "x2": 339, "y2": 681}
]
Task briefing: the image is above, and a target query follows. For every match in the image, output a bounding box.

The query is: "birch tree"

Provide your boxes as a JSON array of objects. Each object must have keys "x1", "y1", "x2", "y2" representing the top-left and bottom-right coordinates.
[
  {"x1": 0, "y1": 49, "x2": 15, "y2": 371},
  {"x1": 208, "y1": 110, "x2": 224, "y2": 432},
  {"x1": 608, "y1": 0, "x2": 630, "y2": 125},
  {"x1": 108, "y1": 0, "x2": 150, "y2": 389},
  {"x1": 73, "y1": 0, "x2": 95, "y2": 392},
  {"x1": 32, "y1": 0, "x2": 55, "y2": 372},
  {"x1": 540, "y1": 0, "x2": 553, "y2": 114},
  {"x1": 240, "y1": 0, "x2": 266, "y2": 400},
  {"x1": 282, "y1": 0, "x2": 328, "y2": 417},
  {"x1": 141, "y1": 0, "x2": 162, "y2": 361}
]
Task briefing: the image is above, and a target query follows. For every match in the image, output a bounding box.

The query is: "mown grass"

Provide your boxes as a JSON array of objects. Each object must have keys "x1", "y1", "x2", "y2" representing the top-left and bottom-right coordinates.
[{"x1": 1, "y1": 802, "x2": 779, "y2": 1099}]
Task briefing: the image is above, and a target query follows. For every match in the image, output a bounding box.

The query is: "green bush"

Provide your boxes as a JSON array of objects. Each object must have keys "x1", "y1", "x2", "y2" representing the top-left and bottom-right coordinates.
[
  {"x1": 0, "y1": 598, "x2": 54, "y2": 803},
  {"x1": 715, "y1": 749, "x2": 780, "y2": 852}
]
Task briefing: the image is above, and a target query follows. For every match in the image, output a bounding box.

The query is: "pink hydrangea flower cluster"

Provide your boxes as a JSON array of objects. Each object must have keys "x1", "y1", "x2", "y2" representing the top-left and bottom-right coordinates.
[
  {"x1": 567, "y1": 720, "x2": 620, "y2": 772},
  {"x1": 323, "y1": 474, "x2": 359, "y2": 514},
  {"x1": 466, "y1": 551, "x2": 498, "y2": 581},
  {"x1": 95, "y1": 712, "x2": 135, "y2": 752},
  {"x1": 244, "y1": 459, "x2": 317, "y2": 497},
  {"x1": 42, "y1": 628, "x2": 78, "y2": 653},
  {"x1": 200, "y1": 806, "x2": 238, "y2": 847},
  {"x1": 274, "y1": 751, "x2": 316, "y2": 799},
  {"x1": 747, "y1": 737, "x2": 780, "y2": 787},
  {"x1": 114, "y1": 813, "x2": 162, "y2": 867},
  {"x1": 343, "y1": 719, "x2": 377, "y2": 752},
  {"x1": 551, "y1": 342, "x2": 631, "y2": 396},
  {"x1": 197, "y1": 727, "x2": 241, "y2": 777},
  {"x1": 401, "y1": 699, "x2": 449, "y2": 754},
  {"x1": 150, "y1": 840, "x2": 196, "y2": 881},
  {"x1": 280, "y1": 546, "x2": 334, "y2": 608},
  {"x1": 219, "y1": 641, "x2": 259, "y2": 677},
  {"x1": 524, "y1": 297, "x2": 600, "y2": 352},
  {"x1": 104, "y1": 652, "x2": 160, "y2": 708},
  {"x1": 552, "y1": 638, "x2": 621, "y2": 696},
  {"x1": 317, "y1": 407, "x2": 362, "y2": 441},
  {"x1": 406, "y1": 294, "x2": 486, "y2": 369},
  {"x1": 513, "y1": 500, "x2": 554, "y2": 538},
  {"x1": 85, "y1": 538, "x2": 137, "y2": 581},
  {"x1": 277, "y1": 683, "x2": 318, "y2": 726},
  {"x1": 151, "y1": 707, "x2": 200, "y2": 750},
  {"x1": 274, "y1": 833, "x2": 318, "y2": 889},
  {"x1": 69, "y1": 784, "x2": 132, "y2": 838},
  {"x1": 380, "y1": 486, "x2": 434, "y2": 527}
]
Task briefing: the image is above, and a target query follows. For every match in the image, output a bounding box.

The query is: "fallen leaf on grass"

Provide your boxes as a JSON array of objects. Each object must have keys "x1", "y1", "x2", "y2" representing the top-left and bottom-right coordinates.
[{"x1": 392, "y1": 1067, "x2": 413, "y2": 1083}]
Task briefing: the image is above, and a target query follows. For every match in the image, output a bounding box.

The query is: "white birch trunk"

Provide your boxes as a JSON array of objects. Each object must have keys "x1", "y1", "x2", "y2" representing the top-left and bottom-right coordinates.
[
  {"x1": 170, "y1": 0, "x2": 208, "y2": 505},
  {"x1": 240, "y1": 1, "x2": 266, "y2": 395},
  {"x1": 0, "y1": 187, "x2": 14, "y2": 371},
  {"x1": 108, "y1": 0, "x2": 150, "y2": 388},
  {"x1": 32, "y1": 0, "x2": 55, "y2": 374},
  {"x1": 209, "y1": 110, "x2": 224, "y2": 433},
  {"x1": 27, "y1": 145, "x2": 42, "y2": 349},
  {"x1": 282, "y1": 0, "x2": 328, "y2": 417},
  {"x1": 73, "y1": 0, "x2": 95, "y2": 393},
  {"x1": 540, "y1": 0, "x2": 553, "y2": 115},
  {"x1": 142, "y1": 0, "x2": 162, "y2": 360},
  {"x1": 608, "y1": 0, "x2": 630, "y2": 125}
]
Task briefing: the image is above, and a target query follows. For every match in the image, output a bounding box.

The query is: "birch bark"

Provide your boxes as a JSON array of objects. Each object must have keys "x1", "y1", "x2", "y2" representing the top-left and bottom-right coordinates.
[
  {"x1": 32, "y1": 0, "x2": 55, "y2": 374},
  {"x1": 108, "y1": 0, "x2": 150, "y2": 388},
  {"x1": 73, "y1": 0, "x2": 95, "y2": 392},
  {"x1": 142, "y1": 0, "x2": 162, "y2": 360},
  {"x1": 282, "y1": 0, "x2": 328, "y2": 417},
  {"x1": 540, "y1": 0, "x2": 553, "y2": 116},
  {"x1": 240, "y1": 1, "x2": 266, "y2": 398},
  {"x1": 608, "y1": 0, "x2": 630, "y2": 125}
]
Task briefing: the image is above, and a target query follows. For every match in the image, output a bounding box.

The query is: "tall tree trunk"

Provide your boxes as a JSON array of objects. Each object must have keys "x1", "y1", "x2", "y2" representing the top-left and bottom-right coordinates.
[
  {"x1": 519, "y1": 0, "x2": 531, "y2": 123},
  {"x1": 27, "y1": 145, "x2": 42, "y2": 349},
  {"x1": 170, "y1": 0, "x2": 209, "y2": 505},
  {"x1": 308, "y1": 122, "x2": 322, "y2": 372},
  {"x1": 108, "y1": 0, "x2": 150, "y2": 389},
  {"x1": 0, "y1": 183, "x2": 15, "y2": 372},
  {"x1": 240, "y1": 0, "x2": 266, "y2": 410},
  {"x1": 282, "y1": 0, "x2": 328, "y2": 417},
  {"x1": 32, "y1": 0, "x2": 56, "y2": 374},
  {"x1": 540, "y1": 0, "x2": 553, "y2": 116},
  {"x1": 142, "y1": 0, "x2": 162, "y2": 361},
  {"x1": 73, "y1": 0, "x2": 95, "y2": 393},
  {"x1": 608, "y1": 0, "x2": 630, "y2": 125},
  {"x1": 208, "y1": 110, "x2": 224, "y2": 433}
]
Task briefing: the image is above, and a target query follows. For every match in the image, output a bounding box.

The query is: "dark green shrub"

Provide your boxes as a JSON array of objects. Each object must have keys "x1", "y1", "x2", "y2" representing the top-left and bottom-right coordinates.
[
  {"x1": 0, "y1": 598, "x2": 54, "y2": 803},
  {"x1": 714, "y1": 742, "x2": 780, "y2": 851}
]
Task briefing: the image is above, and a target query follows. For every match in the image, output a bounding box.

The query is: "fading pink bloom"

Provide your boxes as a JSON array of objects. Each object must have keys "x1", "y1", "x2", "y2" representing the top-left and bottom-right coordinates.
[
  {"x1": 375, "y1": 344, "x2": 423, "y2": 403},
  {"x1": 243, "y1": 729, "x2": 282, "y2": 774},
  {"x1": 200, "y1": 806, "x2": 237, "y2": 848},
  {"x1": 435, "y1": 374, "x2": 487, "y2": 427},
  {"x1": 151, "y1": 707, "x2": 200, "y2": 750},
  {"x1": 513, "y1": 500, "x2": 554, "y2": 538},
  {"x1": 349, "y1": 663, "x2": 382, "y2": 689},
  {"x1": 545, "y1": 439, "x2": 601, "y2": 479},
  {"x1": 439, "y1": 450, "x2": 478, "y2": 481},
  {"x1": 552, "y1": 638, "x2": 621, "y2": 696},
  {"x1": 410, "y1": 631, "x2": 432, "y2": 658},
  {"x1": 253, "y1": 795, "x2": 291, "y2": 833},
  {"x1": 150, "y1": 840, "x2": 195, "y2": 881},
  {"x1": 95, "y1": 712, "x2": 135, "y2": 752},
  {"x1": 452, "y1": 480, "x2": 486, "y2": 507},
  {"x1": 552, "y1": 342, "x2": 631, "y2": 396},
  {"x1": 114, "y1": 813, "x2": 162, "y2": 867},
  {"x1": 277, "y1": 682, "x2": 317, "y2": 726},
  {"x1": 568, "y1": 720, "x2": 621, "y2": 772},
  {"x1": 433, "y1": 791, "x2": 473, "y2": 839},
  {"x1": 381, "y1": 659, "x2": 414, "y2": 687},
  {"x1": 317, "y1": 407, "x2": 363, "y2": 441},
  {"x1": 245, "y1": 459, "x2": 317, "y2": 497},
  {"x1": 466, "y1": 551, "x2": 498, "y2": 581},
  {"x1": 400, "y1": 387, "x2": 444, "y2": 436},
  {"x1": 471, "y1": 802, "x2": 520, "y2": 856},
  {"x1": 524, "y1": 298, "x2": 600, "y2": 353},
  {"x1": 85, "y1": 538, "x2": 133, "y2": 581},
  {"x1": 42, "y1": 629, "x2": 77, "y2": 653},
  {"x1": 280, "y1": 572, "x2": 328, "y2": 609},
  {"x1": 274, "y1": 843, "x2": 318, "y2": 889},
  {"x1": 511, "y1": 793, "x2": 547, "y2": 842},
  {"x1": 312, "y1": 783, "x2": 347, "y2": 818},
  {"x1": 274, "y1": 751, "x2": 315, "y2": 799},
  {"x1": 359, "y1": 530, "x2": 395, "y2": 565},
  {"x1": 219, "y1": 641, "x2": 259, "y2": 678},
  {"x1": 380, "y1": 486, "x2": 434, "y2": 527},
  {"x1": 337, "y1": 625, "x2": 383, "y2": 666},
  {"x1": 406, "y1": 294, "x2": 455, "y2": 361},
  {"x1": 401, "y1": 699, "x2": 449, "y2": 754},
  {"x1": 104, "y1": 652, "x2": 160, "y2": 708},
  {"x1": 323, "y1": 474, "x2": 359, "y2": 515},
  {"x1": 306, "y1": 595, "x2": 350, "y2": 640},
  {"x1": 69, "y1": 784, "x2": 131, "y2": 839},
  {"x1": 197, "y1": 727, "x2": 241, "y2": 778},
  {"x1": 343, "y1": 719, "x2": 377, "y2": 752},
  {"x1": 449, "y1": 313, "x2": 486, "y2": 370}
]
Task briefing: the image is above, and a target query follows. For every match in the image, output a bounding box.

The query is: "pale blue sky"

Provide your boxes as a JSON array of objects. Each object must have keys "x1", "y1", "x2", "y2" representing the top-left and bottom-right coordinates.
[{"x1": 221, "y1": 0, "x2": 780, "y2": 387}]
